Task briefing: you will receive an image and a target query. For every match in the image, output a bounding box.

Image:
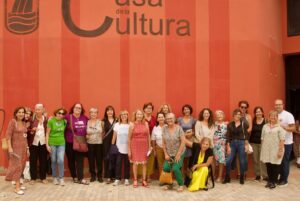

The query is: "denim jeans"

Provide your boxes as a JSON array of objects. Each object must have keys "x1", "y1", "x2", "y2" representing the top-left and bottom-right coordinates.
[
  {"x1": 226, "y1": 140, "x2": 246, "y2": 176},
  {"x1": 50, "y1": 145, "x2": 65, "y2": 179},
  {"x1": 279, "y1": 144, "x2": 293, "y2": 183}
]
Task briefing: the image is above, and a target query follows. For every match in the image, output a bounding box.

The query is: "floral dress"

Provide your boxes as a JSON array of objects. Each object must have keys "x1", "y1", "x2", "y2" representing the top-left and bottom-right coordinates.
[
  {"x1": 5, "y1": 119, "x2": 28, "y2": 181},
  {"x1": 213, "y1": 122, "x2": 227, "y2": 164}
]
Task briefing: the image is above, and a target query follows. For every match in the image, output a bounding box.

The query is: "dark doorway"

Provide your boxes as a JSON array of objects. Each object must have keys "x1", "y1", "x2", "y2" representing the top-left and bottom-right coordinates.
[
  {"x1": 285, "y1": 55, "x2": 300, "y2": 116},
  {"x1": 285, "y1": 54, "x2": 300, "y2": 161}
]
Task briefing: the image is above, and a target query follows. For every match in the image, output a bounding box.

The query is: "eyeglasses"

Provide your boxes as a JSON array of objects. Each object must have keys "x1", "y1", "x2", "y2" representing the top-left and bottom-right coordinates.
[
  {"x1": 75, "y1": 107, "x2": 82, "y2": 110},
  {"x1": 240, "y1": 106, "x2": 247, "y2": 109}
]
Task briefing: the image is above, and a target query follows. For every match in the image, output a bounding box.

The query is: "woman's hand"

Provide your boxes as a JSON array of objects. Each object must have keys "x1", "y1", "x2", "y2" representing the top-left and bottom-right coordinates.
[
  {"x1": 226, "y1": 146, "x2": 231, "y2": 155},
  {"x1": 175, "y1": 153, "x2": 181, "y2": 163},
  {"x1": 46, "y1": 145, "x2": 52, "y2": 153},
  {"x1": 192, "y1": 164, "x2": 199, "y2": 171},
  {"x1": 165, "y1": 154, "x2": 170, "y2": 161},
  {"x1": 128, "y1": 150, "x2": 132, "y2": 160},
  {"x1": 244, "y1": 144, "x2": 249, "y2": 153},
  {"x1": 8, "y1": 147, "x2": 13, "y2": 153},
  {"x1": 277, "y1": 150, "x2": 283, "y2": 158}
]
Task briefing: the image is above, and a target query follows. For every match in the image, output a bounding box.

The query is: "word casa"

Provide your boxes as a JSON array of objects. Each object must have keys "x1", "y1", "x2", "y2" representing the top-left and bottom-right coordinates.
[{"x1": 63, "y1": 0, "x2": 191, "y2": 37}]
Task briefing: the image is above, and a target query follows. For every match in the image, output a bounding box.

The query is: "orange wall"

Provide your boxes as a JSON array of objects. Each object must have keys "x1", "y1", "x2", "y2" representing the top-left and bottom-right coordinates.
[
  {"x1": 282, "y1": 0, "x2": 300, "y2": 54},
  {"x1": 0, "y1": 0, "x2": 285, "y2": 172}
]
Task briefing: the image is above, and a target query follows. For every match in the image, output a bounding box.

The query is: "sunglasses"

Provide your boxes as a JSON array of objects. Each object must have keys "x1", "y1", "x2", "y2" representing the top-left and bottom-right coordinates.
[
  {"x1": 57, "y1": 112, "x2": 65, "y2": 115},
  {"x1": 240, "y1": 106, "x2": 247, "y2": 109}
]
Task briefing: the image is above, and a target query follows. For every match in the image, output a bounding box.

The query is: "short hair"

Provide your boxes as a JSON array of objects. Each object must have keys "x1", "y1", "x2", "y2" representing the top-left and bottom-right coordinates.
[
  {"x1": 215, "y1": 110, "x2": 225, "y2": 119},
  {"x1": 238, "y1": 100, "x2": 249, "y2": 108},
  {"x1": 53, "y1": 107, "x2": 67, "y2": 116},
  {"x1": 155, "y1": 112, "x2": 165, "y2": 126},
  {"x1": 166, "y1": 112, "x2": 176, "y2": 121},
  {"x1": 269, "y1": 110, "x2": 278, "y2": 117},
  {"x1": 25, "y1": 107, "x2": 33, "y2": 116},
  {"x1": 143, "y1": 102, "x2": 154, "y2": 111},
  {"x1": 35, "y1": 103, "x2": 44, "y2": 109},
  {"x1": 181, "y1": 104, "x2": 193, "y2": 115},
  {"x1": 200, "y1": 137, "x2": 212, "y2": 147},
  {"x1": 69, "y1": 102, "x2": 85, "y2": 115},
  {"x1": 232, "y1": 108, "x2": 242, "y2": 116},
  {"x1": 13, "y1": 107, "x2": 25, "y2": 120},
  {"x1": 89, "y1": 108, "x2": 98, "y2": 113}
]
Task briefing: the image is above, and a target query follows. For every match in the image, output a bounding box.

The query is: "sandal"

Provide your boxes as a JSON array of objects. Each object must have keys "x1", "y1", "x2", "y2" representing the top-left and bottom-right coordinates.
[
  {"x1": 14, "y1": 190, "x2": 24, "y2": 195},
  {"x1": 177, "y1": 186, "x2": 184, "y2": 192},
  {"x1": 20, "y1": 186, "x2": 26, "y2": 190},
  {"x1": 142, "y1": 180, "x2": 149, "y2": 188},
  {"x1": 106, "y1": 178, "x2": 111, "y2": 184},
  {"x1": 163, "y1": 185, "x2": 171, "y2": 191},
  {"x1": 79, "y1": 179, "x2": 90, "y2": 185},
  {"x1": 133, "y1": 179, "x2": 138, "y2": 188}
]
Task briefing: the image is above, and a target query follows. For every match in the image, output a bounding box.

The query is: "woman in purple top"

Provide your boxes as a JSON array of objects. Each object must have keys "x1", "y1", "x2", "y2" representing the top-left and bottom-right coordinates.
[{"x1": 65, "y1": 102, "x2": 89, "y2": 185}]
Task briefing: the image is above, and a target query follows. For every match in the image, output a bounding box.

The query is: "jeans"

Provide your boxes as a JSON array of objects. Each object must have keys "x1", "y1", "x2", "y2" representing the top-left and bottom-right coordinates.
[
  {"x1": 226, "y1": 140, "x2": 246, "y2": 176},
  {"x1": 50, "y1": 145, "x2": 65, "y2": 179},
  {"x1": 279, "y1": 144, "x2": 293, "y2": 183}
]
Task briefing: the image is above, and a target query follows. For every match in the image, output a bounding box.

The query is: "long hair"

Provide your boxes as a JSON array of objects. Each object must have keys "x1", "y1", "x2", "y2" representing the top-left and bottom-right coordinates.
[
  {"x1": 103, "y1": 105, "x2": 116, "y2": 121},
  {"x1": 198, "y1": 108, "x2": 214, "y2": 128},
  {"x1": 69, "y1": 102, "x2": 85, "y2": 115}
]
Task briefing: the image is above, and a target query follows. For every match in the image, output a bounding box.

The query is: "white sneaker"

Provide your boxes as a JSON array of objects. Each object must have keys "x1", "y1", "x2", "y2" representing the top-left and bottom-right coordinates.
[
  {"x1": 113, "y1": 180, "x2": 120, "y2": 186},
  {"x1": 53, "y1": 178, "x2": 59, "y2": 185},
  {"x1": 124, "y1": 179, "x2": 130, "y2": 186},
  {"x1": 59, "y1": 179, "x2": 65, "y2": 186}
]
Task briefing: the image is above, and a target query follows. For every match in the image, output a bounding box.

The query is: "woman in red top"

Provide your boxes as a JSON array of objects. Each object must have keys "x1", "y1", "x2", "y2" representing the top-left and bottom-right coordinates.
[{"x1": 128, "y1": 109, "x2": 151, "y2": 188}]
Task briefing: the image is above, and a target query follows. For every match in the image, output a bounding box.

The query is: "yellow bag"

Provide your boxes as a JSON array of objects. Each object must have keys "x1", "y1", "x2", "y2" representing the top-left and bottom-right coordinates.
[
  {"x1": 1, "y1": 138, "x2": 8, "y2": 150},
  {"x1": 159, "y1": 170, "x2": 173, "y2": 184}
]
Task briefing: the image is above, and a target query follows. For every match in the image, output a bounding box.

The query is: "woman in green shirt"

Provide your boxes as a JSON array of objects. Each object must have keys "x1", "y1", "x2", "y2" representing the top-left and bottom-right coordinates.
[{"x1": 46, "y1": 108, "x2": 67, "y2": 186}]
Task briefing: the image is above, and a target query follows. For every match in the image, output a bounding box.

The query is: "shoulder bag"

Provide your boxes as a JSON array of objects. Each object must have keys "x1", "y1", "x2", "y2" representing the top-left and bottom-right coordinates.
[{"x1": 70, "y1": 115, "x2": 88, "y2": 152}]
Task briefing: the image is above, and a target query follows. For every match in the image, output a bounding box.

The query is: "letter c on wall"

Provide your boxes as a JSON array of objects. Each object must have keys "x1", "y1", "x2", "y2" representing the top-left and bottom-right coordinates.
[{"x1": 62, "y1": 0, "x2": 113, "y2": 37}]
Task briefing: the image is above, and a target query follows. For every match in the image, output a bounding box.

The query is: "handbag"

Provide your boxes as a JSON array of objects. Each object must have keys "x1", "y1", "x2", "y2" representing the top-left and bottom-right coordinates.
[
  {"x1": 70, "y1": 115, "x2": 88, "y2": 152},
  {"x1": 241, "y1": 121, "x2": 253, "y2": 154},
  {"x1": 159, "y1": 158, "x2": 174, "y2": 185}
]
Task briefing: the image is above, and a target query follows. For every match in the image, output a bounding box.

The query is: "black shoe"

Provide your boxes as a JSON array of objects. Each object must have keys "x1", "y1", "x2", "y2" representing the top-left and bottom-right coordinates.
[
  {"x1": 265, "y1": 182, "x2": 271, "y2": 188},
  {"x1": 254, "y1": 176, "x2": 260, "y2": 182},
  {"x1": 240, "y1": 175, "x2": 244, "y2": 185},
  {"x1": 222, "y1": 175, "x2": 230, "y2": 184},
  {"x1": 98, "y1": 177, "x2": 103, "y2": 183},
  {"x1": 269, "y1": 183, "x2": 276, "y2": 189},
  {"x1": 90, "y1": 177, "x2": 96, "y2": 182},
  {"x1": 262, "y1": 177, "x2": 268, "y2": 182}
]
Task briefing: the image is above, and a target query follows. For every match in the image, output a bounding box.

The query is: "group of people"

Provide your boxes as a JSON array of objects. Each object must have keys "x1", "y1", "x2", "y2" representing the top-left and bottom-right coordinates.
[{"x1": 4, "y1": 99, "x2": 299, "y2": 195}]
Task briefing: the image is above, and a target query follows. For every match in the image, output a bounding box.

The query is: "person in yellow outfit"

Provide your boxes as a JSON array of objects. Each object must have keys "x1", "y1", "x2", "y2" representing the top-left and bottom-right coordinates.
[{"x1": 185, "y1": 137, "x2": 214, "y2": 192}]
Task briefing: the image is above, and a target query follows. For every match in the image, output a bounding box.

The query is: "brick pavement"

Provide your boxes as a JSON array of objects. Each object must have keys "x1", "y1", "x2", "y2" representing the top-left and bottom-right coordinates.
[{"x1": 0, "y1": 164, "x2": 299, "y2": 201}]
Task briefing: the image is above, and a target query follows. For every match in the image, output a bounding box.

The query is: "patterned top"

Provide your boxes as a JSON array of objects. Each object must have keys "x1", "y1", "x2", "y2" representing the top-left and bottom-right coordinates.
[
  {"x1": 162, "y1": 125, "x2": 185, "y2": 157},
  {"x1": 260, "y1": 123, "x2": 285, "y2": 164},
  {"x1": 86, "y1": 119, "x2": 103, "y2": 144}
]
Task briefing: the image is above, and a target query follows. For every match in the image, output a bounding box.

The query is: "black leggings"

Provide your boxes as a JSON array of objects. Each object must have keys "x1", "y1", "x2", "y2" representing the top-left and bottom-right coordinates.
[{"x1": 266, "y1": 163, "x2": 280, "y2": 184}]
